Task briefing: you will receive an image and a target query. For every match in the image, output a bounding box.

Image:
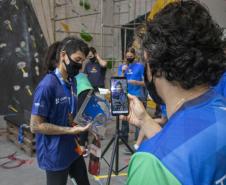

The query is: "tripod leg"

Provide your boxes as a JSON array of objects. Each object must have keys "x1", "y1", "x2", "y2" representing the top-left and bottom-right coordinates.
[
  {"x1": 101, "y1": 136, "x2": 115, "y2": 158},
  {"x1": 115, "y1": 134, "x2": 119, "y2": 175},
  {"x1": 106, "y1": 135, "x2": 118, "y2": 185},
  {"x1": 120, "y1": 136, "x2": 134, "y2": 154}
]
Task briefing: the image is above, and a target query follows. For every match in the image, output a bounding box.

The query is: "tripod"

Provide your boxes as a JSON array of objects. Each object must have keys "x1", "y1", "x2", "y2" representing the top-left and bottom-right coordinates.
[{"x1": 101, "y1": 116, "x2": 134, "y2": 185}]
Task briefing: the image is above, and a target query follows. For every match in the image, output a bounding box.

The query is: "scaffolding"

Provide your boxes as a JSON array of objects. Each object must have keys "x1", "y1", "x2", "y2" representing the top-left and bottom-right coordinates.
[{"x1": 51, "y1": 0, "x2": 152, "y2": 75}]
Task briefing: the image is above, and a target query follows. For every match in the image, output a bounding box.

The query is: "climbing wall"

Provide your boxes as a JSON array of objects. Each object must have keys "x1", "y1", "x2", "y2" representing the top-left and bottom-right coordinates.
[{"x1": 0, "y1": 0, "x2": 47, "y2": 115}]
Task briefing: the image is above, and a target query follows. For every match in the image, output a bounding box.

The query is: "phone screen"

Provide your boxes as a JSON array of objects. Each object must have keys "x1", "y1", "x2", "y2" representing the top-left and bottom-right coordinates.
[{"x1": 111, "y1": 77, "x2": 129, "y2": 115}]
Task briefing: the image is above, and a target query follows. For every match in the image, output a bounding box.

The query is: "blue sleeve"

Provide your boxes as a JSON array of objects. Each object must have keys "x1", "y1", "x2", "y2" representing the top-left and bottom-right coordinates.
[
  {"x1": 31, "y1": 85, "x2": 53, "y2": 118},
  {"x1": 118, "y1": 65, "x2": 122, "y2": 76}
]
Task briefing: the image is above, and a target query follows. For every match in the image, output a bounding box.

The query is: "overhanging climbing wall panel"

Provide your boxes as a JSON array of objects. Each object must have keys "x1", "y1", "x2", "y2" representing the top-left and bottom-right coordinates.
[{"x1": 0, "y1": 0, "x2": 47, "y2": 115}]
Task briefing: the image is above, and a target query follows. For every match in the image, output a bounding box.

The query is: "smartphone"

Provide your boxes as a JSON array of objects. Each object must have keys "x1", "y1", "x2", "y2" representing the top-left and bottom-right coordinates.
[{"x1": 110, "y1": 77, "x2": 129, "y2": 116}]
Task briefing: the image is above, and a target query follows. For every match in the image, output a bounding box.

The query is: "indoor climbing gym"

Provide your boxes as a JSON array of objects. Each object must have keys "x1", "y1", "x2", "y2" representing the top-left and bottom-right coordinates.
[{"x1": 0, "y1": 0, "x2": 226, "y2": 185}]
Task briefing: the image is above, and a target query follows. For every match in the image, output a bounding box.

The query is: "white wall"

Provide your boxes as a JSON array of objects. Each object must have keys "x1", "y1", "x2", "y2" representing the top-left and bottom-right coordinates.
[
  {"x1": 31, "y1": 0, "x2": 154, "y2": 58},
  {"x1": 31, "y1": 0, "x2": 226, "y2": 59},
  {"x1": 200, "y1": 0, "x2": 226, "y2": 28}
]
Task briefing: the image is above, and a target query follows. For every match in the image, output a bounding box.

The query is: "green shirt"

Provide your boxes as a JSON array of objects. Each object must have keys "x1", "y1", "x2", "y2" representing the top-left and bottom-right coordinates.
[
  {"x1": 127, "y1": 152, "x2": 181, "y2": 185},
  {"x1": 75, "y1": 73, "x2": 93, "y2": 95}
]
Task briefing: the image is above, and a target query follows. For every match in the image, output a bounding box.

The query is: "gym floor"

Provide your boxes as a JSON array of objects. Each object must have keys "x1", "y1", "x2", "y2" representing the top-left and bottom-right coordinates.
[{"x1": 0, "y1": 116, "x2": 137, "y2": 185}]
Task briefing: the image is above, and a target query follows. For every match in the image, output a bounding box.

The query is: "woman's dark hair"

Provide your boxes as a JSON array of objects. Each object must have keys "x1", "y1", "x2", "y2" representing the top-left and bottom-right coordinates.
[
  {"x1": 56, "y1": 36, "x2": 89, "y2": 61},
  {"x1": 143, "y1": 0, "x2": 226, "y2": 89},
  {"x1": 126, "y1": 47, "x2": 136, "y2": 55},
  {"x1": 43, "y1": 41, "x2": 61, "y2": 73},
  {"x1": 89, "y1": 47, "x2": 97, "y2": 55}
]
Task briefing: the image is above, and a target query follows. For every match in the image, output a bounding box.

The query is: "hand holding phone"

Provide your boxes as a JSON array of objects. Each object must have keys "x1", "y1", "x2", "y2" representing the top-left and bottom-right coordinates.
[{"x1": 110, "y1": 77, "x2": 129, "y2": 116}]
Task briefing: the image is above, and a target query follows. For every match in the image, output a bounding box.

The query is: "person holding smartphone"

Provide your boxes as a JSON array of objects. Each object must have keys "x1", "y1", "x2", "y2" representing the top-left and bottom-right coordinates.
[
  {"x1": 123, "y1": 1, "x2": 226, "y2": 185},
  {"x1": 30, "y1": 37, "x2": 91, "y2": 185}
]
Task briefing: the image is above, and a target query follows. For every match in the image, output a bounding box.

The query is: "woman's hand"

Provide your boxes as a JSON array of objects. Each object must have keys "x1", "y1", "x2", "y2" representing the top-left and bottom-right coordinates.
[
  {"x1": 121, "y1": 94, "x2": 149, "y2": 127},
  {"x1": 69, "y1": 123, "x2": 91, "y2": 134},
  {"x1": 122, "y1": 64, "x2": 128, "y2": 72}
]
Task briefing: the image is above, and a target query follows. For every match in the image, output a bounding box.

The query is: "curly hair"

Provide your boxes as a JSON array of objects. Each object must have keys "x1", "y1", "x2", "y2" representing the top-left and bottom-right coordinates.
[{"x1": 142, "y1": 0, "x2": 226, "y2": 89}]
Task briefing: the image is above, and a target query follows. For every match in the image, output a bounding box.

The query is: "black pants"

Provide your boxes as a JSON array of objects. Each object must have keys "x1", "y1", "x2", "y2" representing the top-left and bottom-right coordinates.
[{"x1": 46, "y1": 156, "x2": 90, "y2": 185}]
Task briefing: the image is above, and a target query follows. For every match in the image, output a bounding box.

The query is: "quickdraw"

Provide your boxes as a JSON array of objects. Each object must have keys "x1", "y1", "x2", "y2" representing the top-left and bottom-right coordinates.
[{"x1": 18, "y1": 124, "x2": 30, "y2": 144}]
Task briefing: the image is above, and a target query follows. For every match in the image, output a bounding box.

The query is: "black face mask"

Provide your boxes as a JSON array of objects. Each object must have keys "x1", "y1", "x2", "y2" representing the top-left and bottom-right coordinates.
[
  {"x1": 90, "y1": 57, "x2": 96, "y2": 63},
  {"x1": 127, "y1": 57, "x2": 135, "y2": 63},
  {"x1": 144, "y1": 66, "x2": 164, "y2": 105},
  {"x1": 64, "y1": 55, "x2": 82, "y2": 79}
]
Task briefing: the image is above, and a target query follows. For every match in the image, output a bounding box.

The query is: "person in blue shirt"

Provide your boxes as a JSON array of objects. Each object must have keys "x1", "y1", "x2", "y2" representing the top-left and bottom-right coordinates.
[
  {"x1": 30, "y1": 37, "x2": 91, "y2": 185},
  {"x1": 84, "y1": 47, "x2": 107, "y2": 91},
  {"x1": 118, "y1": 47, "x2": 145, "y2": 149},
  {"x1": 122, "y1": 1, "x2": 226, "y2": 185},
  {"x1": 118, "y1": 48, "x2": 145, "y2": 98}
]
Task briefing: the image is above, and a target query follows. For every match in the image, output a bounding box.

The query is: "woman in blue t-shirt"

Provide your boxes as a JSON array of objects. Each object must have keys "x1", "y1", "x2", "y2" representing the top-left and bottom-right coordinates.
[
  {"x1": 118, "y1": 47, "x2": 145, "y2": 150},
  {"x1": 30, "y1": 37, "x2": 91, "y2": 185}
]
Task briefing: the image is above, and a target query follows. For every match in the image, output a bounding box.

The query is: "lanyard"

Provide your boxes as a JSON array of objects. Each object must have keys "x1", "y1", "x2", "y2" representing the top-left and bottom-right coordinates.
[{"x1": 54, "y1": 69, "x2": 75, "y2": 114}]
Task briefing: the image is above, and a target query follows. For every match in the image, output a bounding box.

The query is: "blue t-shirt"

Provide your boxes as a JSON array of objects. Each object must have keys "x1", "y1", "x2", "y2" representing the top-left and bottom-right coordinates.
[
  {"x1": 118, "y1": 62, "x2": 144, "y2": 97},
  {"x1": 84, "y1": 60, "x2": 106, "y2": 88},
  {"x1": 214, "y1": 72, "x2": 226, "y2": 97},
  {"x1": 138, "y1": 90, "x2": 226, "y2": 185},
  {"x1": 31, "y1": 72, "x2": 79, "y2": 171}
]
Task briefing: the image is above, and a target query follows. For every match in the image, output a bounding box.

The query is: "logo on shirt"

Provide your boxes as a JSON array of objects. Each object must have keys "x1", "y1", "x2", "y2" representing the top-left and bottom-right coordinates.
[
  {"x1": 60, "y1": 96, "x2": 68, "y2": 102},
  {"x1": 127, "y1": 69, "x2": 133, "y2": 75},
  {"x1": 90, "y1": 67, "x2": 97, "y2": 73},
  {"x1": 55, "y1": 96, "x2": 69, "y2": 105},
  {"x1": 55, "y1": 98, "x2": 59, "y2": 104}
]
